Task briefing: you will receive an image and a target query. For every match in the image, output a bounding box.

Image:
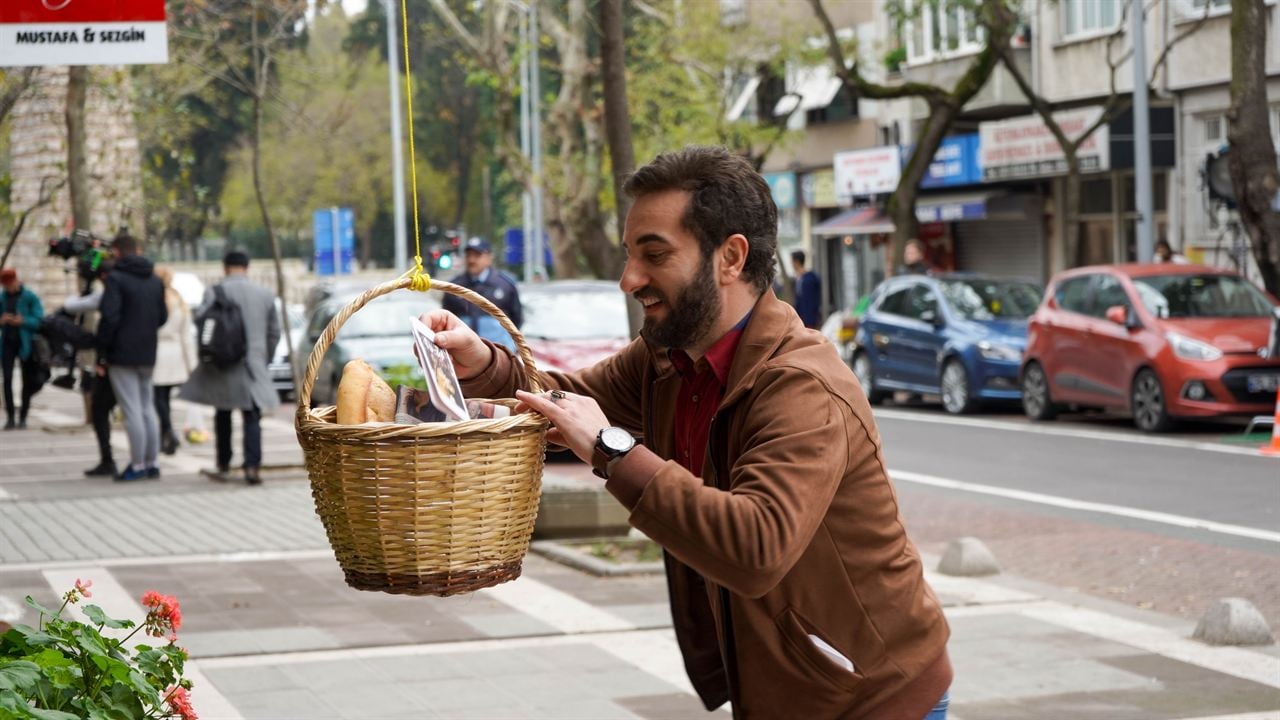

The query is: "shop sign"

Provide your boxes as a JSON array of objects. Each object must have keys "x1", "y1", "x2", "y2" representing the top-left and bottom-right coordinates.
[
  {"x1": 0, "y1": 0, "x2": 168, "y2": 67},
  {"x1": 764, "y1": 172, "x2": 797, "y2": 210},
  {"x1": 834, "y1": 146, "x2": 901, "y2": 204},
  {"x1": 800, "y1": 168, "x2": 838, "y2": 209},
  {"x1": 979, "y1": 107, "x2": 1110, "y2": 181},
  {"x1": 919, "y1": 134, "x2": 981, "y2": 188}
]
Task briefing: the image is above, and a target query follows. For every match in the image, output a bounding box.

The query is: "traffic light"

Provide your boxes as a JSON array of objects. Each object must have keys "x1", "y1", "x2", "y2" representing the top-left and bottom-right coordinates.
[{"x1": 439, "y1": 253, "x2": 453, "y2": 270}]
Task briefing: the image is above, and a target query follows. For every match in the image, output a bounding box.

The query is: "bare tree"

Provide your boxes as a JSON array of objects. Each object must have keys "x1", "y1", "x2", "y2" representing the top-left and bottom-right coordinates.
[
  {"x1": 1227, "y1": 0, "x2": 1280, "y2": 293},
  {"x1": 0, "y1": 68, "x2": 36, "y2": 125},
  {"x1": 65, "y1": 66, "x2": 91, "y2": 231},
  {"x1": 1, "y1": 176, "x2": 66, "y2": 269},
  {"x1": 993, "y1": 1, "x2": 1212, "y2": 267},
  {"x1": 174, "y1": 0, "x2": 308, "y2": 391},
  {"x1": 809, "y1": 0, "x2": 1017, "y2": 270}
]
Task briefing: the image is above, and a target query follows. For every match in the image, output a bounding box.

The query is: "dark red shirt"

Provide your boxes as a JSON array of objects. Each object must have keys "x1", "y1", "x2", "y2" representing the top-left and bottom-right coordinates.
[{"x1": 669, "y1": 315, "x2": 749, "y2": 477}]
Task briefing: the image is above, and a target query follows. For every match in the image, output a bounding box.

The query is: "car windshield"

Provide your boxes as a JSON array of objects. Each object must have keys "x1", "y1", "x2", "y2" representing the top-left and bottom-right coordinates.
[
  {"x1": 1132, "y1": 274, "x2": 1273, "y2": 318},
  {"x1": 940, "y1": 279, "x2": 1042, "y2": 321},
  {"x1": 522, "y1": 288, "x2": 629, "y2": 340},
  {"x1": 339, "y1": 299, "x2": 433, "y2": 338}
]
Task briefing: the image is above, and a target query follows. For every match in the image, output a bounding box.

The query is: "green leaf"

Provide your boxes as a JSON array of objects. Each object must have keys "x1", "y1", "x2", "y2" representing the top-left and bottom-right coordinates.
[
  {"x1": 74, "y1": 628, "x2": 110, "y2": 659},
  {"x1": 81, "y1": 606, "x2": 132, "y2": 630},
  {"x1": 23, "y1": 597, "x2": 56, "y2": 617},
  {"x1": 26, "y1": 708, "x2": 80, "y2": 720},
  {"x1": 0, "y1": 661, "x2": 41, "y2": 692},
  {"x1": 126, "y1": 670, "x2": 158, "y2": 706}
]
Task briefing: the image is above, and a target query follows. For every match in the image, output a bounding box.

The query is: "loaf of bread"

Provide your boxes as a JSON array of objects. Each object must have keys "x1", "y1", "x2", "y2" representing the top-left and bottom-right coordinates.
[{"x1": 335, "y1": 359, "x2": 396, "y2": 424}]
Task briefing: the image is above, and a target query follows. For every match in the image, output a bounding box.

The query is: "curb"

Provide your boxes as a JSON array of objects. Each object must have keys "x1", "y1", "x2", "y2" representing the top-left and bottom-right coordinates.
[{"x1": 530, "y1": 539, "x2": 664, "y2": 577}]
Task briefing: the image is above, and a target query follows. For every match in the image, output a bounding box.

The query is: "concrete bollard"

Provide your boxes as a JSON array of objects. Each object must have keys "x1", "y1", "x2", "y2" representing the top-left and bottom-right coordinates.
[
  {"x1": 937, "y1": 537, "x2": 1001, "y2": 577},
  {"x1": 1193, "y1": 598, "x2": 1275, "y2": 646}
]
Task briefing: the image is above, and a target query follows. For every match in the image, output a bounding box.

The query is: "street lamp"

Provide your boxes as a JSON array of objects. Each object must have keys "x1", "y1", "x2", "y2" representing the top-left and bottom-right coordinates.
[
  {"x1": 384, "y1": 0, "x2": 409, "y2": 272},
  {"x1": 506, "y1": 0, "x2": 545, "y2": 283}
]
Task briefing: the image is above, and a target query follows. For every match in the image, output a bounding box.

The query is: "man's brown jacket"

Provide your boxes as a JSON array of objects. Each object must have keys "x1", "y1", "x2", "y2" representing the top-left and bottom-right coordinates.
[{"x1": 463, "y1": 290, "x2": 951, "y2": 719}]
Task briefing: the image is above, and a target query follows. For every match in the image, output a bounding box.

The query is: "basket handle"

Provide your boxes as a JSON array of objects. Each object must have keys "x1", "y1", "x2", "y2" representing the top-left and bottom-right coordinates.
[{"x1": 297, "y1": 277, "x2": 544, "y2": 416}]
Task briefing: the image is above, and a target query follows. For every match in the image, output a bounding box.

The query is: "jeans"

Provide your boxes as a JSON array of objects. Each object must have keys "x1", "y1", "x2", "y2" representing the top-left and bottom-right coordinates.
[
  {"x1": 215, "y1": 405, "x2": 262, "y2": 470},
  {"x1": 1, "y1": 343, "x2": 36, "y2": 422},
  {"x1": 108, "y1": 365, "x2": 159, "y2": 469},
  {"x1": 90, "y1": 372, "x2": 117, "y2": 465},
  {"x1": 924, "y1": 691, "x2": 950, "y2": 720},
  {"x1": 154, "y1": 385, "x2": 176, "y2": 441}
]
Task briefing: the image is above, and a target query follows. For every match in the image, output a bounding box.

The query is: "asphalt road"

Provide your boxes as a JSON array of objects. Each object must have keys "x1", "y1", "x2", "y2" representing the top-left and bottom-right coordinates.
[{"x1": 873, "y1": 403, "x2": 1279, "y2": 551}]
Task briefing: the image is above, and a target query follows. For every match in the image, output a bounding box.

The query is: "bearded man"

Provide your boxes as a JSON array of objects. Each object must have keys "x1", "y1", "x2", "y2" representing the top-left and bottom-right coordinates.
[{"x1": 420, "y1": 146, "x2": 952, "y2": 719}]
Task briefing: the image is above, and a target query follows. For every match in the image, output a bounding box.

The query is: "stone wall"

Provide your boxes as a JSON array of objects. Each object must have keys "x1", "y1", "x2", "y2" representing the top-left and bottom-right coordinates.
[{"x1": 6, "y1": 66, "x2": 146, "y2": 304}]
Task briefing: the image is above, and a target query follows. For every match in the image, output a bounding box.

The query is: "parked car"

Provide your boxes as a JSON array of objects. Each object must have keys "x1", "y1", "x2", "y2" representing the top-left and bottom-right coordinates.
[
  {"x1": 853, "y1": 273, "x2": 1043, "y2": 414},
  {"x1": 519, "y1": 280, "x2": 631, "y2": 372},
  {"x1": 1021, "y1": 264, "x2": 1280, "y2": 432},
  {"x1": 305, "y1": 290, "x2": 441, "y2": 406},
  {"x1": 269, "y1": 301, "x2": 308, "y2": 400}
]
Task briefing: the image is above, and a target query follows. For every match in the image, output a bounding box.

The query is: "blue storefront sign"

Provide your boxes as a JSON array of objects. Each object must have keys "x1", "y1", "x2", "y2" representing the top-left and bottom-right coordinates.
[
  {"x1": 313, "y1": 207, "x2": 355, "y2": 276},
  {"x1": 764, "y1": 172, "x2": 798, "y2": 210},
  {"x1": 918, "y1": 134, "x2": 981, "y2": 189}
]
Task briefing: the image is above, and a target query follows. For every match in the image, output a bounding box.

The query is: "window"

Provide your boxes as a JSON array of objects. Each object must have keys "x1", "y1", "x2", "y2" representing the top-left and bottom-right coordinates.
[
  {"x1": 1062, "y1": 0, "x2": 1121, "y2": 38},
  {"x1": 1203, "y1": 114, "x2": 1223, "y2": 144},
  {"x1": 905, "y1": 0, "x2": 984, "y2": 62},
  {"x1": 719, "y1": 0, "x2": 746, "y2": 27},
  {"x1": 1080, "y1": 178, "x2": 1113, "y2": 214},
  {"x1": 1192, "y1": 0, "x2": 1230, "y2": 8},
  {"x1": 906, "y1": 285, "x2": 939, "y2": 320},
  {"x1": 877, "y1": 287, "x2": 913, "y2": 317},
  {"x1": 1054, "y1": 276, "x2": 1095, "y2": 315},
  {"x1": 1091, "y1": 275, "x2": 1130, "y2": 318}
]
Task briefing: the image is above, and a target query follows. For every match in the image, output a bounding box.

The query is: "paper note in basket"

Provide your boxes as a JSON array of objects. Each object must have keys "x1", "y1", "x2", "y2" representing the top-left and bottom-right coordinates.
[{"x1": 409, "y1": 316, "x2": 469, "y2": 422}]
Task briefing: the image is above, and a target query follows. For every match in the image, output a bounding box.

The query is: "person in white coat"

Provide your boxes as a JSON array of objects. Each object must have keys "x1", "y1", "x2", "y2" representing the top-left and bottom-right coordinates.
[{"x1": 152, "y1": 266, "x2": 197, "y2": 455}]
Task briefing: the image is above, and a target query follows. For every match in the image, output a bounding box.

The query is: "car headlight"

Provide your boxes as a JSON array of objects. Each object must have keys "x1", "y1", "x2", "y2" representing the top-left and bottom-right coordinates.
[
  {"x1": 1166, "y1": 332, "x2": 1223, "y2": 361},
  {"x1": 977, "y1": 340, "x2": 1022, "y2": 361}
]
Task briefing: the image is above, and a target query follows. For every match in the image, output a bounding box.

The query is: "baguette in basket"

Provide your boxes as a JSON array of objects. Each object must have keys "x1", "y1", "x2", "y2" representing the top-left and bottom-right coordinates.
[{"x1": 335, "y1": 359, "x2": 396, "y2": 424}]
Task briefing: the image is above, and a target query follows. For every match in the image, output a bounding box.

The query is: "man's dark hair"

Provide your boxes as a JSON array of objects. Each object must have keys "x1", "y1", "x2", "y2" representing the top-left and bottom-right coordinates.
[
  {"x1": 112, "y1": 232, "x2": 140, "y2": 255},
  {"x1": 624, "y1": 146, "x2": 777, "y2": 292},
  {"x1": 223, "y1": 251, "x2": 250, "y2": 269},
  {"x1": 791, "y1": 250, "x2": 806, "y2": 267}
]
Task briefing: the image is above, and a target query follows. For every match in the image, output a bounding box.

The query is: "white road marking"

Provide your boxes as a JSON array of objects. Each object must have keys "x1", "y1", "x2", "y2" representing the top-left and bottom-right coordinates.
[
  {"x1": 874, "y1": 407, "x2": 1268, "y2": 458},
  {"x1": 592, "y1": 630, "x2": 698, "y2": 696},
  {"x1": 892, "y1": 469, "x2": 1280, "y2": 544},
  {"x1": 1, "y1": 548, "x2": 335, "y2": 574},
  {"x1": 41, "y1": 567, "x2": 244, "y2": 719},
  {"x1": 0, "y1": 487, "x2": 10, "y2": 501},
  {"x1": 1179, "y1": 713, "x2": 1280, "y2": 720},
  {"x1": 923, "y1": 569, "x2": 1040, "y2": 606},
  {"x1": 481, "y1": 575, "x2": 635, "y2": 634},
  {"x1": 1021, "y1": 602, "x2": 1280, "y2": 690}
]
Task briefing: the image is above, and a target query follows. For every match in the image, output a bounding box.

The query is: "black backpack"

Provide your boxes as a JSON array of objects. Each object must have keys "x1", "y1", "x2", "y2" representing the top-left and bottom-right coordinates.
[{"x1": 195, "y1": 285, "x2": 247, "y2": 369}]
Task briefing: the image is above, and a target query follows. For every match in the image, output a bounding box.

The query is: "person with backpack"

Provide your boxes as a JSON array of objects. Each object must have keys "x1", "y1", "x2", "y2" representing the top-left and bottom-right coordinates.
[
  {"x1": 95, "y1": 234, "x2": 167, "y2": 481},
  {"x1": 181, "y1": 251, "x2": 280, "y2": 485},
  {"x1": 1, "y1": 267, "x2": 45, "y2": 430}
]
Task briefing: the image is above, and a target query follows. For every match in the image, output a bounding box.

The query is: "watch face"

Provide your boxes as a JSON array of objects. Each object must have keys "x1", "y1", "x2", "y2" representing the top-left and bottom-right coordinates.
[{"x1": 600, "y1": 427, "x2": 634, "y2": 453}]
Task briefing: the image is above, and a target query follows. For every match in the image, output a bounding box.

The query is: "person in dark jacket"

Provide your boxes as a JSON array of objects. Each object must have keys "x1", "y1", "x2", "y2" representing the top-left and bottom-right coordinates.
[
  {"x1": 95, "y1": 233, "x2": 167, "y2": 482},
  {"x1": 790, "y1": 250, "x2": 821, "y2": 329},
  {"x1": 1, "y1": 268, "x2": 44, "y2": 429},
  {"x1": 442, "y1": 237, "x2": 522, "y2": 351}
]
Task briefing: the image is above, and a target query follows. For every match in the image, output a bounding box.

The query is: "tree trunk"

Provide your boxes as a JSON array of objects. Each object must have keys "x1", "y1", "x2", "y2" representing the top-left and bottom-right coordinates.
[
  {"x1": 250, "y1": 61, "x2": 298, "y2": 395},
  {"x1": 1062, "y1": 150, "x2": 1084, "y2": 267},
  {"x1": 599, "y1": 0, "x2": 642, "y2": 337},
  {"x1": 65, "y1": 66, "x2": 91, "y2": 231},
  {"x1": 887, "y1": 104, "x2": 955, "y2": 270},
  {"x1": 1227, "y1": 0, "x2": 1280, "y2": 293}
]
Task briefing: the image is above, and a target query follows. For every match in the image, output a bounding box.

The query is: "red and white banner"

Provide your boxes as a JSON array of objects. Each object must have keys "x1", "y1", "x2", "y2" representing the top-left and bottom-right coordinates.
[{"x1": 0, "y1": 0, "x2": 167, "y2": 67}]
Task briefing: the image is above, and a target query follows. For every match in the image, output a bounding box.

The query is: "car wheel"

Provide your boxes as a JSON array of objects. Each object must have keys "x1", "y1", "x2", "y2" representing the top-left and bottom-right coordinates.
[
  {"x1": 940, "y1": 359, "x2": 977, "y2": 415},
  {"x1": 1021, "y1": 361, "x2": 1057, "y2": 421},
  {"x1": 853, "y1": 352, "x2": 888, "y2": 405},
  {"x1": 1131, "y1": 368, "x2": 1174, "y2": 433}
]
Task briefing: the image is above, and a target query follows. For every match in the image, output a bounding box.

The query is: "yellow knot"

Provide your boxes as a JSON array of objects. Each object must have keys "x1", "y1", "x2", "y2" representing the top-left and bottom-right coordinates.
[{"x1": 407, "y1": 257, "x2": 431, "y2": 292}]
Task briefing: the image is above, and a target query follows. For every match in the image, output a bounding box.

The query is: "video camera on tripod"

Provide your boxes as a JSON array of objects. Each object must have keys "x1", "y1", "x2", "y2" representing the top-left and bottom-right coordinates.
[
  {"x1": 41, "y1": 230, "x2": 113, "y2": 388},
  {"x1": 48, "y1": 229, "x2": 112, "y2": 292}
]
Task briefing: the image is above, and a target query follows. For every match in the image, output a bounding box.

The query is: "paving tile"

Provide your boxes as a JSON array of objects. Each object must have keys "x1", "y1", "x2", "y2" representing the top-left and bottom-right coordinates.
[
  {"x1": 201, "y1": 664, "x2": 301, "y2": 695},
  {"x1": 615, "y1": 692, "x2": 729, "y2": 719},
  {"x1": 364, "y1": 654, "x2": 474, "y2": 683},
  {"x1": 231, "y1": 687, "x2": 344, "y2": 719}
]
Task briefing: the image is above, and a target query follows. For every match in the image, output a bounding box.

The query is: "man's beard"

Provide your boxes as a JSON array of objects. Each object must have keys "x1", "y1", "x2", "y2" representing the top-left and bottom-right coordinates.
[{"x1": 637, "y1": 256, "x2": 721, "y2": 349}]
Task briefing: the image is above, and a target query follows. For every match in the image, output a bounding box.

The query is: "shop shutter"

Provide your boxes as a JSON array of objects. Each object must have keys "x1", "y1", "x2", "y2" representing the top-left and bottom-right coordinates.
[{"x1": 954, "y1": 219, "x2": 1046, "y2": 282}]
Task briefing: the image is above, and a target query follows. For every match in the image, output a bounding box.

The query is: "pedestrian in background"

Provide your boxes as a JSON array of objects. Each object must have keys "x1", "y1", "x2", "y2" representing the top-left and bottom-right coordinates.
[
  {"x1": 425, "y1": 147, "x2": 951, "y2": 719},
  {"x1": 900, "y1": 239, "x2": 934, "y2": 276},
  {"x1": 181, "y1": 251, "x2": 279, "y2": 485},
  {"x1": 1, "y1": 268, "x2": 44, "y2": 430},
  {"x1": 95, "y1": 233, "x2": 166, "y2": 482},
  {"x1": 442, "y1": 237, "x2": 522, "y2": 352},
  {"x1": 790, "y1": 249, "x2": 821, "y2": 329},
  {"x1": 61, "y1": 262, "x2": 118, "y2": 476},
  {"x1": 1154, "y1": 239, "x2": 1190, "y2": 264},
  {"x1": 152, "y1": 266, "x2": 197, "y2": 456}
]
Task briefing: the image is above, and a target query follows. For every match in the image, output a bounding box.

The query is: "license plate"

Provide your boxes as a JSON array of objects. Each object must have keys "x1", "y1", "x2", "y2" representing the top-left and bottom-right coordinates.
[{"x1": 1247, "y1": 373, "x2": 1280, "y2": 393}]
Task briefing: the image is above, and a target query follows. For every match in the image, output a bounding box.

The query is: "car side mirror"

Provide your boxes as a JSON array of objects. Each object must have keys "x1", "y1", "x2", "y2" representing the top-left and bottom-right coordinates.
[
  {"x1": 1106, "y1": 305, "x2": 1139, "y2": 329},
  {"x1": 920, "y1": 309, "x2": 944, "y2": 327}
]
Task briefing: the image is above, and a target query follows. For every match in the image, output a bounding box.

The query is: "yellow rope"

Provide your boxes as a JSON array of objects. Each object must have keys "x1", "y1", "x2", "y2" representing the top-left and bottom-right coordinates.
[{"x1": 400, "y1": 0, "x2": 430, "y2": 292}]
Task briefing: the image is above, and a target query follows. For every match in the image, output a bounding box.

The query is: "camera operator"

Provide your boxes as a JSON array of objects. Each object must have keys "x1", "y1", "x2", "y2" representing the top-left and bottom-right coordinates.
[{"x1": 61, "y1": 261, "x2": 118, "y2": 477}]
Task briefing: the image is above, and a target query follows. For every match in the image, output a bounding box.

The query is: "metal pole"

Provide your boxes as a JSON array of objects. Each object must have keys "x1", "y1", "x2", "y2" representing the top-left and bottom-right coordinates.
[
  {"x1": 530, "y1": 0, "x2": 546, "y2": 280},
  {"x1": 385, "y1": 0, "x2": 408, "y2": 272},
  {"x1": 331, "y1": 207, "x2": 342, "y2": 275},
  {"x1": 520, "y1": 9, "x2": 533, "y2": 283},
  {"x1": 1130, "y1": 0, "x2": 1154, "y2": 262}
]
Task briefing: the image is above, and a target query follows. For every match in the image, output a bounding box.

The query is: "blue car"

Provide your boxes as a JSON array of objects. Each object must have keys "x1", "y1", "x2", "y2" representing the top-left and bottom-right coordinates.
[{"x1": 852, "y1": 274, "x2": 1043, "y2": 414}]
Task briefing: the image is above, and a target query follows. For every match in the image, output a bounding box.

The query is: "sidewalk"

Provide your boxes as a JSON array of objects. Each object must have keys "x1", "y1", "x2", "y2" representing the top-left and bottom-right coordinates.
[{"x1": 3, "y1": 390, "x2": 1279, "y2": 719}]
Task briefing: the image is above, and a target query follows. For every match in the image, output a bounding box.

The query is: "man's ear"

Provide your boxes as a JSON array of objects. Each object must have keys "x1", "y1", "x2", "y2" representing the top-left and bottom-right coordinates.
[{"x1": 718, "y1": 234, "x2": 749, "y2": 285}]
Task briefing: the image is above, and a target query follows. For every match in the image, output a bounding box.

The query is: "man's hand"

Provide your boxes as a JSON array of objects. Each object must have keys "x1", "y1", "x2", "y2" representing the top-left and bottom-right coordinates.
[
  {"x1": 515, "y1": 389, "x2": 610, "y2": 466},
  {"x1": 7, "y1": 314, "x2": 21, "y2": 326},
  {"x1": 94, "y1": 364, "x2": 106, "y2": 377},
  {"x1": 417, "y1": 309, "x2": 492, "y2": 380}
]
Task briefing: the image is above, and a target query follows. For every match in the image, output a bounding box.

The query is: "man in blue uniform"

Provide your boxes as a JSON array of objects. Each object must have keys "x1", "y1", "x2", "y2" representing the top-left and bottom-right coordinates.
[{"x1": 442, "y1": 237, "x2": 523, "y2": 351}]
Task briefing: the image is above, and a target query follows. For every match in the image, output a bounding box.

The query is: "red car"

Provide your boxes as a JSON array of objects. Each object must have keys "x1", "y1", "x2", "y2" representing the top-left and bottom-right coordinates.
[
  {"x1": 1021, "y1": 264, "x2": 1280, "y2": 432},
  {"x1": 519, "y1": 280, "x2": 631, "y2": 372}
]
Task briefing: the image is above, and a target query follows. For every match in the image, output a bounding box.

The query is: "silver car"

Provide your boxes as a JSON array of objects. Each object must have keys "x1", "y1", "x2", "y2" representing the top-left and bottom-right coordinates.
[{"x1": 269, "y1": 301, "x2": 308, "y2": 400}]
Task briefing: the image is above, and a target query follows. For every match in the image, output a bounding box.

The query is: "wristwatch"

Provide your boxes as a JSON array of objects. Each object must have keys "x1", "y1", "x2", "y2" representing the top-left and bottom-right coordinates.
[{"x1": 591, "y1": 427, "x2": 636, "y2": 479}]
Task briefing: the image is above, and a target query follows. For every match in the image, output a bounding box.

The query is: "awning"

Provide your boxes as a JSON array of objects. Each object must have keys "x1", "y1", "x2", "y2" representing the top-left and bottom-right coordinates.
[
  {"x1": 773, "y1": 65, "x2": 843, "y2": 118},
  {"x1": 811, "y1": 192, "x2": 1008, "y2": 237}
]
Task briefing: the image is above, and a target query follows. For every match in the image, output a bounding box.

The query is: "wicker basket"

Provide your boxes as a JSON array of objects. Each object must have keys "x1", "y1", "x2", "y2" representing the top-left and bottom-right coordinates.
[{"x1": 295, "y1": 277, "x2": 549, "y2": 597}]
